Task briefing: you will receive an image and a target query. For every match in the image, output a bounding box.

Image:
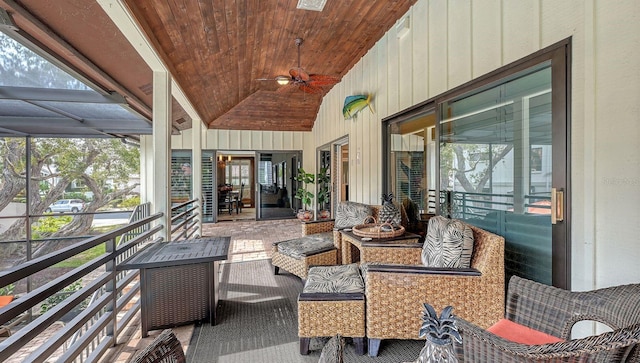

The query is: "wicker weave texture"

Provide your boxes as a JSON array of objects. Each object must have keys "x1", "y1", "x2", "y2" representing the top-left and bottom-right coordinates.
[
  {"x1": 272, "y1": 249, "x2": 337, "y2": 279},
  {"x1": 360, "y1": 245, "x2": 422, "y2": 265},
  {"x1": 131, "y1": 329, "x2": 186, "y2": 363},
  {"x1": 146, "y1": 264, "x2": 210, "y2": 329},
  {"x1": 298, "y1": 299, "x2": 365, "y2": 338},
  {"x1": 302, "y1": 220, "x2": 335, "y2": 235},
  {"x1": 365, "y1": 223, "x2": 505, "y2": 340},
  {"x1": 455, "y1": 276, "x2": 640, "y2": 362}
]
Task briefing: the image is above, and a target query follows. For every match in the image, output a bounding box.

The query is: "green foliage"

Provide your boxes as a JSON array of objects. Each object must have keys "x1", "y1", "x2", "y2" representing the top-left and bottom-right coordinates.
[
  {"x1": 119, "y1": 196, "x2": 140, "y2": 208},
  {"x1": 316, "y1": 167, "x2": 331, "y2": 210},
  {"x1": 32, "y1": 215, "x2": 72, "y2": 240},
  {"x1": 0, "y1": 283, "x2": 15, "y2": 296},
  {"x1": 63, "y1": 192, "x2": 88, "y2": 201},
  {"x1": 294, "y1": 168, "x2": 315, "y2": 210},
  {"x1": 39, "y1": 280, "x2": 88, "y2": 314}
]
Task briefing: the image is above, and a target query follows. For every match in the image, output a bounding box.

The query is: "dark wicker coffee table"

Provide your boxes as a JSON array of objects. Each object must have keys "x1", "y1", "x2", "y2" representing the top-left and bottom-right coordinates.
[{"x1": 119, "y1": 237, "x2": 230, "y2": 337}]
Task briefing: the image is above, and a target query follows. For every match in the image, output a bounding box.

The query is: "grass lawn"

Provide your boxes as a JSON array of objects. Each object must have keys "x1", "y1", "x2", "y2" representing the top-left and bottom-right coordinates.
[{"x1": 54, "y1": 243, "x2": 106, "y2": 268}]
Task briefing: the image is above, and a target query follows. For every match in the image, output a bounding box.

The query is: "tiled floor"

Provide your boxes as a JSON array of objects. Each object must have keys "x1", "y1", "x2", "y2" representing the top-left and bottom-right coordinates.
[{"x1": 103, "y1": 218, "x2": 302, "y2": 362}]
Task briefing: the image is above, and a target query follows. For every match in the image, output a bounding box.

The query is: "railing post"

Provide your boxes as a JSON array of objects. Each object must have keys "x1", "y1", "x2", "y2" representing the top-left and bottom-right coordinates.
[{"x1": 105, "y1": 236, "x2": 117, "y2": 346}]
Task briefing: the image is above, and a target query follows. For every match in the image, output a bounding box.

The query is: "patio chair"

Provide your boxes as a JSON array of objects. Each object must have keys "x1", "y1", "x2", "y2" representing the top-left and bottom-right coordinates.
[
  {"x1": 364, "y1": 222, "x2": 505, "y2": 356},
  {"x1": 130, "y1": 329, "x2": 185, "y2": 363},
  {"x1": 454, "y1": 275, "x2": 640, "y2": 362}
]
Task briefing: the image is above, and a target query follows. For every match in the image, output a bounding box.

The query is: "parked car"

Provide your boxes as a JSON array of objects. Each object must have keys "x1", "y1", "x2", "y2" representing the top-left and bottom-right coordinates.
[{"x1": 46, "y1": 199, "x2": 85, "y2": 213}]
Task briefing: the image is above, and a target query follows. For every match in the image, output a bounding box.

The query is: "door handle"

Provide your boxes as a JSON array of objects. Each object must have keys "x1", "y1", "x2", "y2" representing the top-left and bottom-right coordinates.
[{"x1": 551, "y1": 188, "x2": 564, "y2": 224}]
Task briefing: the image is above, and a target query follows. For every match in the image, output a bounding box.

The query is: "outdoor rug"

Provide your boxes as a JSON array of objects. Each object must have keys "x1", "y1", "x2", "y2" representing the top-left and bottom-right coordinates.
[{"x1": 186, "y1": 259, "x2": 423, "y2": 363}]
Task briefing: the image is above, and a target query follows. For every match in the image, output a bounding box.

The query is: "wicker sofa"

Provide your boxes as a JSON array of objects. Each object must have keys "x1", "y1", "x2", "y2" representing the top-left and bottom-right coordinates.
[
  {"x1": 364, "y1": 222, "x2": 505, "y2": 356},
  {"x1": 454, "y1": 275, "x2": 640, "y2": 362}
]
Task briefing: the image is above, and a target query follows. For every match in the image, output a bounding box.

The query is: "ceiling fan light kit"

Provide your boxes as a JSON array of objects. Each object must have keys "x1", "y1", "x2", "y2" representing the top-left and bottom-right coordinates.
[
  {"x1": 296, "y1": 0, "x2": 328, "y2": 12},
  {"x1": 275, "y1": 75, "x2": 290, "y2": 85}
]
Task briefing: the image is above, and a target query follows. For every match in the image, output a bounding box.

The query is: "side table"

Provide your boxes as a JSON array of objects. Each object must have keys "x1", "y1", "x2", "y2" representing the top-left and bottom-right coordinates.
[
  {"x1": 340, "y1": 230, "x2": 422, "y2": 265},
  {"x1": 118, "y1": 237, "x2": 230, "y2": 337}
]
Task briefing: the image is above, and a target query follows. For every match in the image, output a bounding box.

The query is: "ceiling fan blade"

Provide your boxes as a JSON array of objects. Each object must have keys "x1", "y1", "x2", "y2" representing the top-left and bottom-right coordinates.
[
  {"x1": 308, "y1": 74, "x2": 339, "y2": 86},
  {"x1": 289, "y1": 67, "x2": 310, "y2": 82}
]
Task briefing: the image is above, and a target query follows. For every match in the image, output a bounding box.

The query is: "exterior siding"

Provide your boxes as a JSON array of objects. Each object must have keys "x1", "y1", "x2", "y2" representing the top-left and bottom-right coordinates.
[{"x1": 310, "y1": 0, "x2": 640, "y2": 290}]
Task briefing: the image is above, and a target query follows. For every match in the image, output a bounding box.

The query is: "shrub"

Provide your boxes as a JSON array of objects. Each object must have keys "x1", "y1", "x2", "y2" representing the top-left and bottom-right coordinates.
[
  {"x1": 119, "y1": 196, "x2": 140, "y2": 208},
  {"x1": 40, "y1": 280, "x2": 88, "y2": 314},
  {"x1": 32, "y1": 215, "x2": 72, "y2": 239}
]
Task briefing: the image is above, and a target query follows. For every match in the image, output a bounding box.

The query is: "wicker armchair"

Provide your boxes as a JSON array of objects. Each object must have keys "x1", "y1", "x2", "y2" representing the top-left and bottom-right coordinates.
[
  {"x1": 365, "y1": 223, "x2": 505, "y2": 356},
  {"x1": 454, "y1": 275, "x2": 640, "y2": 363},
  {"x1": 130, "y1": 329, "x2": 186, "y2": 363}
]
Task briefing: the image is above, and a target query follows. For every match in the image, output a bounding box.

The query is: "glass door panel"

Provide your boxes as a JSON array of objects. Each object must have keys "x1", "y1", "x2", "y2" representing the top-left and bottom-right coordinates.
[
  {"x1": 255, "y1": 151, "x2": 299, "y2": 220},
  {"x1": 439, "y1": 64, "x2": 555, "y2": 285}
]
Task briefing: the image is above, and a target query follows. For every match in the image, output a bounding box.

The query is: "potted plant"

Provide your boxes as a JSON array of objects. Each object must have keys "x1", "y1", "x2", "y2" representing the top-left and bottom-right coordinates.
[
  {"x1": 0, "y1": 283, "x2": 15, "y2": 307},
  {"x1": 316, "y1": 167, "x2": 331, "y2": 219},
  {"x1": 294, "y1": 168, "x2": 315, "y2": 221}
]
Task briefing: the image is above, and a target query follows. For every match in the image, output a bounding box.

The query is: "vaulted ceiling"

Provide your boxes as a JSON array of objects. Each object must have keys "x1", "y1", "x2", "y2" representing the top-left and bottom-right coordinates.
[{"x1": 1, "y1": 0, "x2": 416, "y2": 133}]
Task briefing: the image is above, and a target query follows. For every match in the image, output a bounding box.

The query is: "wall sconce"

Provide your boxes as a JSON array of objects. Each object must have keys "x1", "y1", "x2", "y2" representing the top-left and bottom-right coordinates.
[
  {"x1": 217, "y1": 155, "x2": 226, "y2": 167},
  {"x1": 227, "y1": 155, "x2": 232, "y2": 162}
]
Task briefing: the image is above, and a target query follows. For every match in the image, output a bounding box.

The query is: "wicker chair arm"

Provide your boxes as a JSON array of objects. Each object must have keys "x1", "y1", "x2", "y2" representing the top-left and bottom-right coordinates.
[
  {"x1": 366, "y1": 264, "x2": 481, "y2": 276},
  {"x1": 302, "y1": 220, "x2": 335, "y2": 235},
  {"x1": 455, "y1": 318, "x2": 640, "y2": 362}
]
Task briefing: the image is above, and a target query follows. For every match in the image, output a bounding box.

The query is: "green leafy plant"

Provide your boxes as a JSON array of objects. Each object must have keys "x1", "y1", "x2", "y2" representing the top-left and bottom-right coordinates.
[
  {"x1": 0, "y1": 283, "x2": 15, "y2": 296},
  {"x1": 294, "y1": 168, "x2": 315, "y2": 211},
  {"x1": 31, "y1": 215, "x2": 72, "y2": 240},
  {"x1": 119, "y1": 195, "x2": 140, "y2": 208},
  {"x1": 40, "y1": 280, "x2": 88, "y2": 314},
  {"x1": 316, "y1": 167, "x2": 331, "y2": 210}
]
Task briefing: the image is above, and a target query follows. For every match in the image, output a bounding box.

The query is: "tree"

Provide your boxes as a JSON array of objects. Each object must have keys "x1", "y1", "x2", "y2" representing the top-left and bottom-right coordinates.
[
  {"x1": 0, "y1": 137, "x2": 140, "y2": 259},
  {"x1": 440, "y1": 143, "x2": 513, "y2": 214}
]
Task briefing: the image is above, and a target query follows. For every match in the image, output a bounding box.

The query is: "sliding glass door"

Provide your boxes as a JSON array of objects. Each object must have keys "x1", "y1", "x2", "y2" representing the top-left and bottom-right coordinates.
[
  {"x1": 255, "y1": 151, "x2": 300, "y2": 220},
  {"x1": 438, "y1": 41, "x2": 570, "y2": 288}
]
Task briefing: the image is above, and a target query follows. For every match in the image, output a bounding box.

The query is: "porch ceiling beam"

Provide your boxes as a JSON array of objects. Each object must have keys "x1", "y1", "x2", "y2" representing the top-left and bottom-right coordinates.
[
  {"x1": 0, "y1": 86, "x2": 127, "y2": 104},
  {"x1": 0, "y1": 117, "x2": 151, "y2": 132}
]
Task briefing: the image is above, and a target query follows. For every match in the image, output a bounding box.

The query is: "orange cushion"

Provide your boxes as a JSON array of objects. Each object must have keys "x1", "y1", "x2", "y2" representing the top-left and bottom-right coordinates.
[{"x1": 487, "y1": 319, "x2": 564, "y2": 345}]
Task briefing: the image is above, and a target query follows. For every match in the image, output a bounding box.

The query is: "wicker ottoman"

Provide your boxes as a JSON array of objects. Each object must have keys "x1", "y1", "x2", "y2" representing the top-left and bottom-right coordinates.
[
  {"x1": 298, "y1": 264, "x2": 366, "y2": 355},
  {"x1": 272, "y1": 232, "x2": 337, "y2": 279}
]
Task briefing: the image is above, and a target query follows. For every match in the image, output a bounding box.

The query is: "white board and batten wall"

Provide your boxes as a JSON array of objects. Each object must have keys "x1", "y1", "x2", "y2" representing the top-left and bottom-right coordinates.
[{"x1": 311, "y1": 0, "x2": 640, "y2": 290}]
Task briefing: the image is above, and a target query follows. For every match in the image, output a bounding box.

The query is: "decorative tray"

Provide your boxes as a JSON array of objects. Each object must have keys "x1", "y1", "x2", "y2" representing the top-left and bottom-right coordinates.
[{"x1": 352, "y1": 217, "x2": 405, "y2": 239}]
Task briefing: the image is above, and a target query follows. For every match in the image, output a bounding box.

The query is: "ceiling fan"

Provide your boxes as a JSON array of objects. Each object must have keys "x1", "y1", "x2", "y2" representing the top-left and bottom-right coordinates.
[{"x1": 258, "y1": 38, "x2": 339, "y2": 94}]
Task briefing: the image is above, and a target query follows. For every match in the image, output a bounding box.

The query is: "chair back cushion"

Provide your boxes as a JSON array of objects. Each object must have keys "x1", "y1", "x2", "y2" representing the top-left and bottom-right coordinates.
[
  {"x1": 422, "y1": 216, "x2": 474, "y2": 268},
  {"x1": 334, "y1": 202, "x2": 373, "y2": 229}
]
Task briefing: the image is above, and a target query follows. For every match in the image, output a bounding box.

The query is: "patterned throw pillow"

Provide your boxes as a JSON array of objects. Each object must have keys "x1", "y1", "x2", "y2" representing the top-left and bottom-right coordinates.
[
  {"x1": 422, "y1": 215, "x2": 474, "y2": 268},
  {"x1": 334, "y1": 202, "x2": 372, "y2": 230}
]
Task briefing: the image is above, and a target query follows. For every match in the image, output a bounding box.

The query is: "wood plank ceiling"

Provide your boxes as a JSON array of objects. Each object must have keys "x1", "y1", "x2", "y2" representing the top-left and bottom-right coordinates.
[{"x1": 1, "y1": 0, "x2": 417, "y2": 132}]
